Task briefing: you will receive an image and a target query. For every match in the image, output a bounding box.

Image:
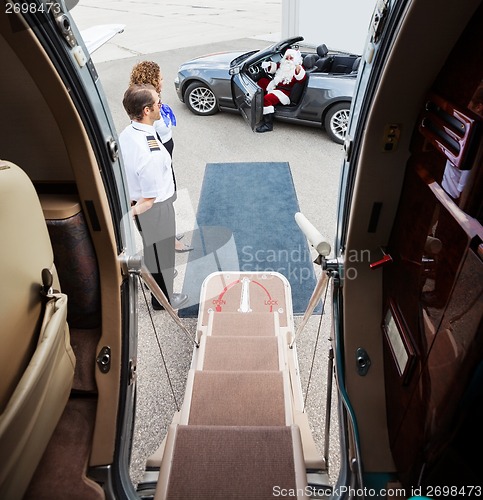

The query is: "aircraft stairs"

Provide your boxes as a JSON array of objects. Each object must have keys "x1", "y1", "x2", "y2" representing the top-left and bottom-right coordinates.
[{"x1": 136, "y1": 271, "x2": 332, "y2": 500}]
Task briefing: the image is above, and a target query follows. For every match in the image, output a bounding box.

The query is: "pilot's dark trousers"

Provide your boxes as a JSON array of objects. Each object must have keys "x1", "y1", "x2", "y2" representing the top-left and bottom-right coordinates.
[{"x1": 137, "y1": 195, "x2": 176, "y2": 304}]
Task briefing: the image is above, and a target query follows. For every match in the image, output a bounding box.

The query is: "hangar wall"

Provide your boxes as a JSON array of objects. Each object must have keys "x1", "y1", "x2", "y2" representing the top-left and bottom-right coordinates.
[{"x1": 282, "y1": 0, "x2": 376, "y2": 54}]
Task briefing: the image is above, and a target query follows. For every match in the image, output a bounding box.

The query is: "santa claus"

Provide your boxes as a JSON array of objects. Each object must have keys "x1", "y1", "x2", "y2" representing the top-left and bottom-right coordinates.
[{"x1": 256, "y1": 48, "x2": 307, "y2": 133}]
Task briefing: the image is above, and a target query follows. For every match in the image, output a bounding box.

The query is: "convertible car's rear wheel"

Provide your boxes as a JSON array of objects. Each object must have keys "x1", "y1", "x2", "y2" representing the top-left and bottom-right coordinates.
[
  {"x1": 324, "y1": 102, "x2": 350, "y2": 144},
  {"x1": 185, "y1": 82, "x2": 218, "y2": 116}
]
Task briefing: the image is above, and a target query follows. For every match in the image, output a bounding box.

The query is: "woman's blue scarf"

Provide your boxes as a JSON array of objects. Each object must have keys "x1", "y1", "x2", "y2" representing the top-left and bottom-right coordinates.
[{"x1": 160, "y1": 103, "x2": 177, "y2": 127}]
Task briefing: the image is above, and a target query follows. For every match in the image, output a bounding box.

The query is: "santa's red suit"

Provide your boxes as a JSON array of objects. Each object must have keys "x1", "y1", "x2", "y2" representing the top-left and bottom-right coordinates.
[{"x1": 256, "y1": 48, "x2": 306, "y2": 133}]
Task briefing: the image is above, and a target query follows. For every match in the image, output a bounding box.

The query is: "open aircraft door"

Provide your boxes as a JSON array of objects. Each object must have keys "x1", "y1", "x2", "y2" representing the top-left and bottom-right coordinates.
[
  {"x1": 231, "y1": 69, "x2": 263, "y2": 131},
  {"x1": 0, "y1": 3, "x2": 138, "y2": 498},
  {"x1": 331, "y1": 0, "x2": 483, "y2": 494}
]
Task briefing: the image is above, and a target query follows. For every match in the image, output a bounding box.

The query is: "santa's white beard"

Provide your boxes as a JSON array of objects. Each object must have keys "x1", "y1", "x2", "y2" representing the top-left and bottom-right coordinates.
[{"x1": 267, "y1": 59, "x2": 296, "y2": 91}]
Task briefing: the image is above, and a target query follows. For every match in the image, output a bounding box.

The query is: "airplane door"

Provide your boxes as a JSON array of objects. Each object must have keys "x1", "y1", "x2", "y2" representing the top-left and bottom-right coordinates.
[
  {"x1": 332, "y1": 0, "x2": 483, "y2": 491},
  {"x1": 231, "y1": 70, "x2": 263, "y2": 131},
  {"x1": 381, "y1": 11, "x2": 483, "y2": 485},
  {"x1": 382, "y1": 156, "x2": 483, "y2": 484}
]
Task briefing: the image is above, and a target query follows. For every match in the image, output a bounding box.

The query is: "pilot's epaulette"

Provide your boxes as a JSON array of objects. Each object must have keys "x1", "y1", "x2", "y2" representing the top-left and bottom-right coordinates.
[{"x1": 146, "y1": 135, "x2": 160, "y2": 152}]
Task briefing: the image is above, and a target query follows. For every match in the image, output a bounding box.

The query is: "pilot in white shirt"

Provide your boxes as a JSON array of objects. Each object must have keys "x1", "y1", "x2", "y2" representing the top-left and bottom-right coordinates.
[{"x1": 119, "y1": 84, "x2": 188, "y2": 310}]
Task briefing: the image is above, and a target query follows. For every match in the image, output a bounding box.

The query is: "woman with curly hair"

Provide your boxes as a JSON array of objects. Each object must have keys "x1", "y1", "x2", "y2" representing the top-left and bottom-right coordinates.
[
  {"x1": 129, "y1": 60, "x2": 176, "y2": 157},
  {"x1": 129, "y1": 61, "x2": 193, "y2": 252}
]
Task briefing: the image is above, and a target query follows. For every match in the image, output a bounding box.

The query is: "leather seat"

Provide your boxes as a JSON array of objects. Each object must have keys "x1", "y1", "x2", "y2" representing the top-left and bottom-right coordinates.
[
  {"x1": 303, "y1": 53, "x2": 318, "y2": 72},
  {"x1": 315, "y1": 43, "x2": 332, "y2": 72},
  {"x1": 0, "y1": 161, "x2": 75, "y2": 499}
]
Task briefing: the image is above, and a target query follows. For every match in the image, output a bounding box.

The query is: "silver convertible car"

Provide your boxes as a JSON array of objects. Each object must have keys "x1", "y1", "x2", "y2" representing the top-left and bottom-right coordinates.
[{"x1": 174, "y1": 36, "x2": 360, "y2": 144}]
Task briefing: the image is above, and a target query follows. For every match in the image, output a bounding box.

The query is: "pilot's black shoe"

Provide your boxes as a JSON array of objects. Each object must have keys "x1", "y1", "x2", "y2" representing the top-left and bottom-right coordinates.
[
  {"x1": 171, "y1": 293, "x2": 189, "y2": 309},
  {"x1": 256, "y1": 113, "x2": 274, "y2": 133},
  {"x1": 152, "y1": 293, "x2": 189, "y2": 311}
]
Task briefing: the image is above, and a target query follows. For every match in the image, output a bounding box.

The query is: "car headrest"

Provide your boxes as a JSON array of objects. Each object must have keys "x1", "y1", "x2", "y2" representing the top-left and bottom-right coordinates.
[
  {"x1": 303, "y1": 54, "x2": 318, "y2": 69},
  {"x1": 315, "y1": 57, "x2": 332, "y2": 72},
  {"x1": 316, "y1": 44, "x2": 328, "y2": 58}
]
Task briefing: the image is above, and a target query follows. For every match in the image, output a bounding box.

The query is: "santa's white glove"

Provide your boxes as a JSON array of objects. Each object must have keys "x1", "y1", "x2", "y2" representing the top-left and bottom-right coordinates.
[{"x1": 261, "y1": 61, "x2": 271, "y2": 70}]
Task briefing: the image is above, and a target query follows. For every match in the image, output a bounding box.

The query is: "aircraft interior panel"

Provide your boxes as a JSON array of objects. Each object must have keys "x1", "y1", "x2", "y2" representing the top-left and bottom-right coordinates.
[
  {"x1": 1, "y1": 8, "x2": 125, "y2": 496},
  {"x1": 382, "y1": 5, "x2": 483, "y2": 487}
]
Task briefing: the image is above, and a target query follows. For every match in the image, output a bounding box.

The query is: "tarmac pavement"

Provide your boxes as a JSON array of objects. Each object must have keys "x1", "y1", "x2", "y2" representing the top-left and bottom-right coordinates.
[
  {"x1": 72, "y1": 0, "x2": 283, "y2": 63},
  {"x1": 72, "y1": 0, "x2": 344, "y2": 487}
]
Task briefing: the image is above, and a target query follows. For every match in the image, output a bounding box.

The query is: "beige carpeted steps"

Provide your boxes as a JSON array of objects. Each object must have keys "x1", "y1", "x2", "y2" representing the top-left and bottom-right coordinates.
[
  {"x1": 182, "y1": 370, "x2": 291, "y2": 427},
  {"x1": 209, "y1": 311, "x2": 278, "y2": 336},
  {"x1": 199, "y1": 335, "x2": 282, "y2": 371},
  {"x1": 156, "y1": 425, "x2": 307, "y2": 500},
  {"x1": 153, "y1": 272, "x2": 314, "y2": 499}
]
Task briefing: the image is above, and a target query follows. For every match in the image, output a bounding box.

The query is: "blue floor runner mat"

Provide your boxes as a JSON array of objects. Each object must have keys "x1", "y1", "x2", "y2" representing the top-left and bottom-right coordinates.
[{"x1": 179, "y1": 162, "x2": 318, "y2": 317}]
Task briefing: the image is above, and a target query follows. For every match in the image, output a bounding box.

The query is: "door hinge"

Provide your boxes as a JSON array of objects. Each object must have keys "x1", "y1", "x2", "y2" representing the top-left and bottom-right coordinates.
[
  {"x1": 128, "y1": 359, "x2": 137, "y2": 385},
  {"x1": 343, "y1": 137, "x2": 353, "y2": 162},
  {"x1": 118, "y1": 251, "x2": 143, "y2": 277},
  {"x1": 370, "y1": 0, "x2": 390, "y2": 44},
  {"x1": 51, "y1": 2, "x2": 87, "y2": 67},
  {"x1": 107, "y1": 137, "x2": 119, "y2": 162}
]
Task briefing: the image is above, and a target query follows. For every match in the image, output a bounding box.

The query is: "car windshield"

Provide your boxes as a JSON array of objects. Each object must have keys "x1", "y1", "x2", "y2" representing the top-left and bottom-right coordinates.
[
  {"x1": 230, "y1": 50, "x2": 258, "y2": 68},
  {"x1": 230, "y1": 36, "x2": 304, "y2": 69}
]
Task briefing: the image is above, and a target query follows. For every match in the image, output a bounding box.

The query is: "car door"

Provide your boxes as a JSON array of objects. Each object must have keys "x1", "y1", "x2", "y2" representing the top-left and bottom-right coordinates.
[{"x1": 231, "y1": 69, "x2": 263, "y2": 130}]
